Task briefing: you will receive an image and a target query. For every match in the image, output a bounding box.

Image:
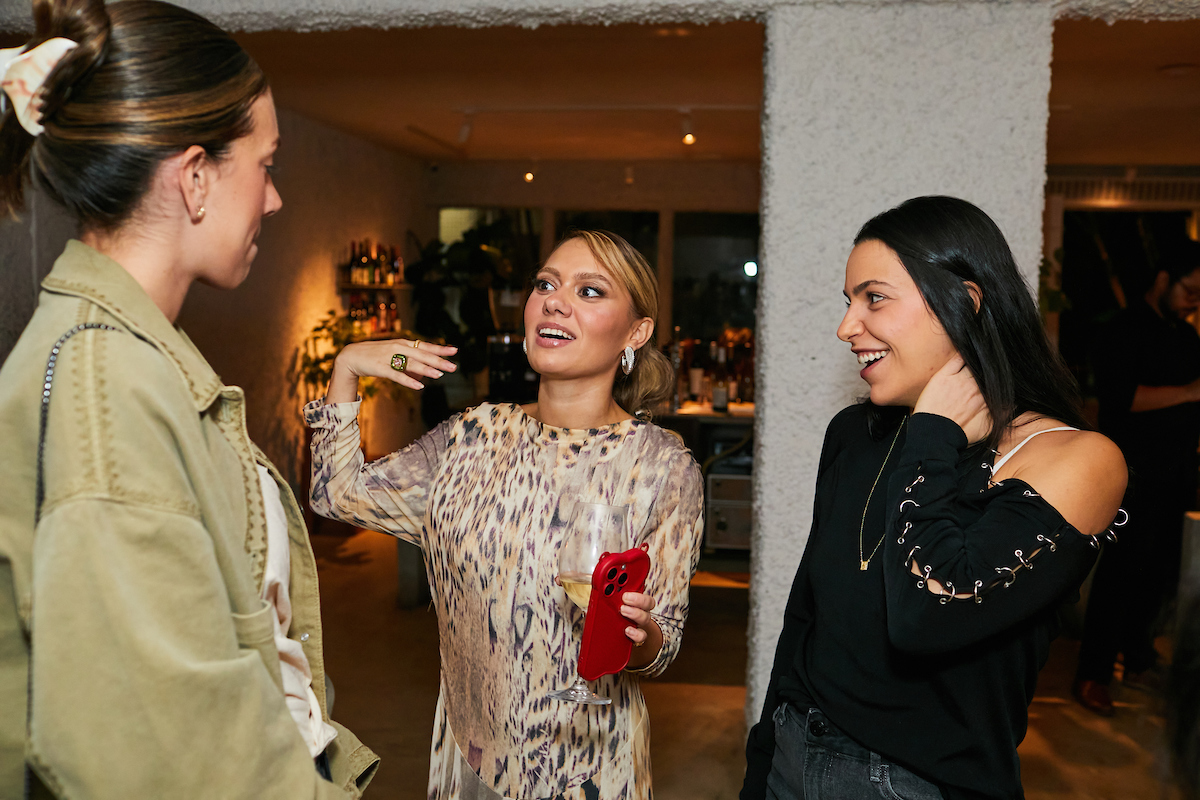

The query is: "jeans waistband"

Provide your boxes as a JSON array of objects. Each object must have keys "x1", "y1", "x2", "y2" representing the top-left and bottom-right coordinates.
[{"x1": 774, "y1": 703, "x2": 876, "y2": 762}]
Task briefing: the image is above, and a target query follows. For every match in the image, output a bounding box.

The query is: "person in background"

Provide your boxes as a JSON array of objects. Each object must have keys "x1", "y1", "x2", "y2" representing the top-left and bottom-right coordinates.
[
  {"x1": 0, "y1": 0, "x2": 376, "y2": 796},
  {"x1": 307, "y1": 229, "x2": 704, "y2": 800},
  {"x1": 742, "y1": 196, "x2": 1127, "y2": 800},
  {"x1": 1073, "y1": 240, "x2": 1200, "y2": 716},
  {"x1": 1170, "y1": 594, "x2": 1200, "y2": 799}
]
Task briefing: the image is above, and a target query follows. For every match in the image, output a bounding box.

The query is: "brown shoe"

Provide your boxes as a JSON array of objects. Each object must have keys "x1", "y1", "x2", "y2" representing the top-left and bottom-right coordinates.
[{"x1": 1073, "y1": 679, "x2": 1115, "y2": 716}]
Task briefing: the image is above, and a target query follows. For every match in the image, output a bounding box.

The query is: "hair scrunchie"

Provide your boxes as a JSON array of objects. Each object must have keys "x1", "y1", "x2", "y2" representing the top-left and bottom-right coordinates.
[{"x1": 0, "y1": 38, "x2": 78, "y2": 136}]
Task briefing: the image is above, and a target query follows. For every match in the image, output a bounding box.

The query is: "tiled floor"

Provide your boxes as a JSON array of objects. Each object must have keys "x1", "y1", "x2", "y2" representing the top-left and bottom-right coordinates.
[{"x1": 313, "y1": 528, "x2": 1179, "y2": 799}]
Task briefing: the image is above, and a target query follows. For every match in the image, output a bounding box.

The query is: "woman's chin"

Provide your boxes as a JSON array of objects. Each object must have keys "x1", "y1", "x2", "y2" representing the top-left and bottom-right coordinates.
[{"x1": 868, "y1": 385, "x2": 907, "y2": 408}]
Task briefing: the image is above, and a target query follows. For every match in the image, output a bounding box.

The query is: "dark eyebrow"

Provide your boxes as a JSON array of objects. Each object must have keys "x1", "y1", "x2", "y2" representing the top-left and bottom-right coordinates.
[{"x1": 849, "y1": 279, "x2": 895, "y2": 295}]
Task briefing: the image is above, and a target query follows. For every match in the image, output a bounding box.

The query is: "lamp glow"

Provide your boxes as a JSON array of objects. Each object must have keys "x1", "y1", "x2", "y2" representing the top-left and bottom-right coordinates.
[
  {"x1": 524, "y1": 172, "x2": 535, "y2": 183},
  {"x1": 743, "y1": 261, "x2": 758, "y2": 277}
]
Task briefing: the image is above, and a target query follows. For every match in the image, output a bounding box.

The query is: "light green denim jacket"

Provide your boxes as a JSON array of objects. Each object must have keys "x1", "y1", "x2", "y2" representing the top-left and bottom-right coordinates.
[{"x1": 0, "y1": 241, "x2": 378, "y2": 799}]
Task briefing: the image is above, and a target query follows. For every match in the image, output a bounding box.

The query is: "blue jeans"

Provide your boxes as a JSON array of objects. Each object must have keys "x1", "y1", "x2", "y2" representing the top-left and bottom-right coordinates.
[{"x1": 766, "y1": 704, "x2": 944, "y2": 800}]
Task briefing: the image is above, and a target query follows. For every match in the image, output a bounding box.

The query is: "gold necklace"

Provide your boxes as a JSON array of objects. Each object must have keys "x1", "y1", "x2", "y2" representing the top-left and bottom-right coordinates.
[{"x1": 859, "y1": 417, "x2": 905, "y2": 571}]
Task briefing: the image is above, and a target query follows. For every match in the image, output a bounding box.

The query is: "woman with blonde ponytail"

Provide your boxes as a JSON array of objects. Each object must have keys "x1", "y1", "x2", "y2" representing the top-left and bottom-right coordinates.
[
  {"x1": 0, "y1": 0, "x2": 376, "y2": 797},
  {"x1": 308, "y1": 229, "x2": 704, "y2": 800}
]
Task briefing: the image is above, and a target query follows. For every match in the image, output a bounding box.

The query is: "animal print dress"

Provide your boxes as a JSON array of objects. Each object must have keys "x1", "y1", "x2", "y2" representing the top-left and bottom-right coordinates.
[{"x1": 306, "y1": 401, "x2": 704, "y2": 800}]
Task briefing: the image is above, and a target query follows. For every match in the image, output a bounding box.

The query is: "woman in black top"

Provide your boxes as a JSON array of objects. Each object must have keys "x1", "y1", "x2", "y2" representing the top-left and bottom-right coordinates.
[{"x1": 741, "y1": 196, "x2": 1128, "y2": 800}]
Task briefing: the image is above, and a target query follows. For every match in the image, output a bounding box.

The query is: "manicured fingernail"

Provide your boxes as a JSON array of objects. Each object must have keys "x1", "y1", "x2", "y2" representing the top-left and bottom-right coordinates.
[{"x1": 433, "y1": 370, "x2": 444, "y2": 378}]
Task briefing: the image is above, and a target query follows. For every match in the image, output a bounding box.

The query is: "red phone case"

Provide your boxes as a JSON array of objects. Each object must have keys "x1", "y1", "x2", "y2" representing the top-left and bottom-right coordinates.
[{"x1": 577, "y1": 544, "x2": 651, "y2": 681}]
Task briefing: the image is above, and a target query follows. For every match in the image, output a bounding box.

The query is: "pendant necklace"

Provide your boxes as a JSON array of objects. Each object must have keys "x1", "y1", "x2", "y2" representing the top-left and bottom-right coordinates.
[{"x1": 858, "y1": 417, "x2": 906, "y2": 571}]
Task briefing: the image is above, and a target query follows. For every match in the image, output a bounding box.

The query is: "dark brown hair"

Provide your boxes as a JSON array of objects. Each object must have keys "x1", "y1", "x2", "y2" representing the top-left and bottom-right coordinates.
[
  {"x1": 0, "y1": 0, "x2": 268, "y2": 228},
  {"x1": 550, "y1": 229, "x2": 675, "y2": 419}
]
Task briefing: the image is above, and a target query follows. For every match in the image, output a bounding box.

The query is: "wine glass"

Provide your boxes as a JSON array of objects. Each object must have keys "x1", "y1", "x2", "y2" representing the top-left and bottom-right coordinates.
[{"x1": 548, "y1": 500, "x2": 629, "y2": 705}]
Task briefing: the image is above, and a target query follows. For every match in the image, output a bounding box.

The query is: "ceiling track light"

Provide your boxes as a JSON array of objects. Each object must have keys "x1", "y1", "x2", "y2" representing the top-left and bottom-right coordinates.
[{"x1": 681, "y1": 109, "x2": 695, "y2": 146}]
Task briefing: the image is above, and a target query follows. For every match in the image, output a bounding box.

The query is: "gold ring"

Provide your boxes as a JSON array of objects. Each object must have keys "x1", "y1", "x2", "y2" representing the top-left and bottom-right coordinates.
[
  {"x1": 390, "y1": 354, "x2": 407, "y2": 371},
  {"x1": 634, "y1": 637, "x2": 645, "y2": 647},
  {"x1": 413, "y1": 339, "x2": 420, "y2": 350}
]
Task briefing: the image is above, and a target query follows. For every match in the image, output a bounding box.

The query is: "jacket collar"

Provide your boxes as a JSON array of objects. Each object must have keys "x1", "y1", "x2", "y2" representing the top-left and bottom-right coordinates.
[{"x1": 41, "y1": 240, "x2": 224, "y2": 411}]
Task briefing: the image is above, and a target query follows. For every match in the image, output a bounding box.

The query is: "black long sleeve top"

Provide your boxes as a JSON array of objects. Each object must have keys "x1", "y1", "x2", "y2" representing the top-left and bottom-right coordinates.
[{"x1": 742, "y1": 406, "x2": 1106, "y2": 800}]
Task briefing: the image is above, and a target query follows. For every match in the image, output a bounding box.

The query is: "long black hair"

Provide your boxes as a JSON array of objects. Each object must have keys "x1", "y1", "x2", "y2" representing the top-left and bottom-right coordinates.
[{"x1": 855, "y1": 196, "x2": 1088, "y2": 451}]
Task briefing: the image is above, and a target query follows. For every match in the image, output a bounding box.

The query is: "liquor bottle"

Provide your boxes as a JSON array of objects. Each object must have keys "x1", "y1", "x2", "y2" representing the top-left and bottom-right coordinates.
[
  {"x1": 350, "y1": 293, "x2": 363, "y2": 338},
  {"x1": 687, "y1": 339, "x2": 705, "y2": 402},
  {"x1": 376, "y1": 293, "x2": 388, "y2": 334},
  {"x1": 340, "y1": 242, "x2": 354, "y2": 286},
  {"x1": 711, "y1": 345, "x2": 729, "y2": 412},
  {"x1": 393, "y1": 247, "x2": 404, "y2": 284},
  {"x1": 359, "y1": 239, "x2": 372, "y2": 285},
  {"x1": 726, "y1": 344, "x2": 739, "y2": 403},
  {"x1": 739, "y1": 342, "x2": 755, "y2": 403},
  {"x1": 668, "y1": 326, "x2": 684, "y2": 412}
]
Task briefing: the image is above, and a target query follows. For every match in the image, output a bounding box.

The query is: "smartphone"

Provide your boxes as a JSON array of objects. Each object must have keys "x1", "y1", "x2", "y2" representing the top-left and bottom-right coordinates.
[{"x1": 577, "y1": 544, "x2": 651, "y2": 681}]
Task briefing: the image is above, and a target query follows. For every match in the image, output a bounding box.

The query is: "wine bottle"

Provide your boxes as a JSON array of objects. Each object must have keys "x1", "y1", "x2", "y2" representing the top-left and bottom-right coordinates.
[
  {"x1": 711, "y1": 345, "x2": 729, "y2": 412},
  {"x1": 687, "y1": 339, "x2": 704, "y2": 402}
]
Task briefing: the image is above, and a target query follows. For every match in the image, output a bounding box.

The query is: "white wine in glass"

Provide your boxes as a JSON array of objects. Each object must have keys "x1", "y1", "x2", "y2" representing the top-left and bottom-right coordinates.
[
  {"x1": 558, "y1": 571, "x2": 594, "y2": 610},
  {"x1": 548, "y1": 501, "x2": 629, "y2": 705}
]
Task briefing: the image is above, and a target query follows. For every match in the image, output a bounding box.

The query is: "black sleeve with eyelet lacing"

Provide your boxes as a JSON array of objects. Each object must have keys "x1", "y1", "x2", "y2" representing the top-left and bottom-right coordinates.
[{"x1": 880, "y1": 413, "x2": 1108, "y2": 656}]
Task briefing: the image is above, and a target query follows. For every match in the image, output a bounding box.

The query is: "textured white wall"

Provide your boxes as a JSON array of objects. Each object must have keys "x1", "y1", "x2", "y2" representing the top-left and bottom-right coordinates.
[
  {"x1": 749, "y1": 0, "x2": 1054, "y2": 724},
  {"x1": 4, "y1": 0, "x2": 1199, "y2": 33}
]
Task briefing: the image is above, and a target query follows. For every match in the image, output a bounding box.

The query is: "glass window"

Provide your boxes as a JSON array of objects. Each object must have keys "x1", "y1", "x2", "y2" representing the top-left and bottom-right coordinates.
[{"x1": 673, "y1": 212, "x2": 759, "y2": 341}]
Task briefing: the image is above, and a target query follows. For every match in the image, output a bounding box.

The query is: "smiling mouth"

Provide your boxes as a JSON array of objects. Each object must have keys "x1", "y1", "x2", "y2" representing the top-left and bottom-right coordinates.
[
  {"x1": 538, "y1": 327, "x2": 576, "y2": 341},
  {"x1": 857, "y1": 350, "x2": 889, "y2": 365}
]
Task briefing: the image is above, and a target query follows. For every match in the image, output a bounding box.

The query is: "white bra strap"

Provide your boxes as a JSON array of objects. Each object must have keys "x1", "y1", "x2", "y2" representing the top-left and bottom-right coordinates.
[{"x1": 991, "y1": 426, "x2": 1079, "y2": 475}]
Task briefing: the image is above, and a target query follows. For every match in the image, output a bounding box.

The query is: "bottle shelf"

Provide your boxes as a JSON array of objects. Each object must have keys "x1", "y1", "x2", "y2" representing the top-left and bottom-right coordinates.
[{"x1": 338, "y1": 283, "x2": 411, "y2": 292}]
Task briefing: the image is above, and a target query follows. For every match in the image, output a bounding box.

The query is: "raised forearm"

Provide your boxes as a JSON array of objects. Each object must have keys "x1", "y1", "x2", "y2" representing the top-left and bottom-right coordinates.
[{"x1": 1130, "y1": 383, "x2": 1200, "y2": 412}]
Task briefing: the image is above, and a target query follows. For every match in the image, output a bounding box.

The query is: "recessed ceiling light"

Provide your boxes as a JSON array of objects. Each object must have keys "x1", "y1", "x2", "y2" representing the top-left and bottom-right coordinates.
[
  {"x1": 1159, "y1": 63, "x2": 1199, "y2": 77},
  {"x1": 681, "y1": 111, "x2": 695, "y2": 145}
]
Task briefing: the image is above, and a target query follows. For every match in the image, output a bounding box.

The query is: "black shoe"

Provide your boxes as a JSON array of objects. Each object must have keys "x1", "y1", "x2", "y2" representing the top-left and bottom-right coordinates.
[{"x1": 1073, "y1": 679, "x2": 1115, "y2": 717}]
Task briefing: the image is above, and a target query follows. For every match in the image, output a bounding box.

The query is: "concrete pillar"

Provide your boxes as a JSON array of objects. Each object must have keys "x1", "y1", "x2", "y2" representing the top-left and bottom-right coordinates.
[{"x1": 749, "y1": 1, "x2": 1054, "y2": 724}]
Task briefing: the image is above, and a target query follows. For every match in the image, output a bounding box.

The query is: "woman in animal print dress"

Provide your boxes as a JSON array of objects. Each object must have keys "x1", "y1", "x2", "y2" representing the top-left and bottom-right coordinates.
[{"x1": 306, "y1": 229, "x2": 705, "y2": 800}]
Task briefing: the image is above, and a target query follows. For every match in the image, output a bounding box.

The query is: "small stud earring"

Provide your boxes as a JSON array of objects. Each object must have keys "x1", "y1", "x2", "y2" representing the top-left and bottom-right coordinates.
[{"x1": 195, "y1": 206, "x2": 205, "y2": 221}]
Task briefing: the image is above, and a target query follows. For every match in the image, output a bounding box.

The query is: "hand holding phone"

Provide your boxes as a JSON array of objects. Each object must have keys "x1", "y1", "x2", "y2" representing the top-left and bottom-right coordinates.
[{"x1": 577, "y1": 544, "x2": 651, "y2": 681}]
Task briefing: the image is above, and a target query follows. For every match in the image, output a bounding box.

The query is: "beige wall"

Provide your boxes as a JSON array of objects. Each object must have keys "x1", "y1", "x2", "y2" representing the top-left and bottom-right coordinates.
[
  {"x1": 0, "y1": 108, "x2": 432, "y2": 491},
  {"x1": 178, "y1": 107, "x2": 434, "y2": 489},
  {"x1": 0, "y1": 191, "x2": 78, "y2": 367}
]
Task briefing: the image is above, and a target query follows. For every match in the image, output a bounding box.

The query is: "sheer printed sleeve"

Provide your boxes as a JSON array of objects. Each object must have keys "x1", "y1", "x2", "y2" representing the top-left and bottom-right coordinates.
[
  {"x1": 880, "y1": 413, "x2": 1110, "y2": 655},
  {"x1": 305, "y1": 399, "x2": 457, "y2": 548},
  {"x1": 625, "y1": 449, "x2": 704, "y2": 678}
]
